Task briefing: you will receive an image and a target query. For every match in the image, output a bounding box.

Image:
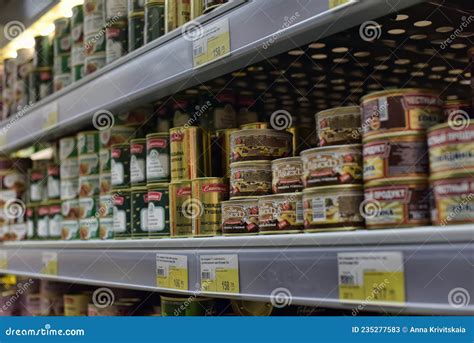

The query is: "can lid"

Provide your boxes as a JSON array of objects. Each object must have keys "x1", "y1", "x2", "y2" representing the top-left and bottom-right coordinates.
[
  {"x1": 429, "y1": 169, "x2": 474, "y2": 182},
  {"x1": 111, "y1": 143, "x2": 130, "y2": 149},
  {"x1": 191, "y1": 177, "x2": 227, "y2": 181},
  {"x1": 271, "y1": 156, "x2": 302, "y2": 164},
  {"x1": 316, "y1": 105, "x2": 361, "y2": 117},
  {"x1": 147, "y1": 182, "x2": 169, "y2": 188},
  {"x1": 111, "y1": 187, "x2": 131, "y2": 192},
  {"x1": 130, "y1": 138, "x2": 146, "y2": 144},
  {"x1": 427, "y1": 121, "x2": 472, "y2": 133},
  {"x1": 215, "y1": 128, "x2": 239, "y2": 134},
  {"x1": 48, "y1": 199, "x2": 62, "y2": 205},
  {"x1": 363, "y1": 130, "x2": 426, "y2": 143},
  {"x1": 360, "y1": 88, "x2": 440, "y2": 103},
  {"x1": 145, "y1": 0, "x2": 165, "y2": 5},
  {"x1": 303, "y1": 184, "x2": 363, "y2": 193},
  {"x1": 230, "y1": 160, "x2": 272, "y2": 167},
  {"x1": 258, "y1": 192, "x2": 302, "y2": 199},
  {"x1": 300, "y1": 144, "x2": 362, "y2": 155},
  {"x1": 222, "y1": 197, "x2": 258, "y2": 204},
  {"x1": 131, "y1": 186, "x2": 148, "y2": 191},
  {"x1": 365, "y1": 177, "x2": 428, "y2": 188},
  {"x1": 146, "y1": 132, "x2": 170, "y2": 138},
  {"x1": 444, "y1": 99, "x2": 470, "y2": 105},
  {"x1": 233, "y1": 128, "x2": 292, "y2": 135},
  {"x1": 129, "y1": 11, "x2": 145, "y2": 18},
  {"x1": 230, "y1": 300, "x2": 273, "y2": 316}
]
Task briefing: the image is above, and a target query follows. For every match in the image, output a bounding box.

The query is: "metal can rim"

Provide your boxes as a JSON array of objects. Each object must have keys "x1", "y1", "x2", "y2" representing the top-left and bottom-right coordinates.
[
  {"x1": 364, "y1": 177, "x2": 428, "y2": 188},
  {"x1": 300, "y1": 144, "x2": 362, "y2": 155},
  {"x1": 360, "y1": 88, "x2": 440, "y2": 104},
  {"x1": 303, "y1": 184, "x2": 363, "y2": 194}
]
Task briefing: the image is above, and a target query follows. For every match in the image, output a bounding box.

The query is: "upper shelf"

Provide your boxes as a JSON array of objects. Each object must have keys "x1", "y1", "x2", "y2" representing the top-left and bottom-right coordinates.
[{"x1": 0, "y1": 0, "x2": 425, "y2": 153}]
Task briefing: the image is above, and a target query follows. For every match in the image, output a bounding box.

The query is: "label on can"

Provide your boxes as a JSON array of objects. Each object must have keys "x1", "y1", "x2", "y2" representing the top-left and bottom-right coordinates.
[
  {"x1": 61, "y1": 220, "x2": 79, "y2": 240},
  {"x1": 71, "y1": 43, "x2": 85, "y2": 66},
  {"x1": 106, "y1": 0, "x2": 127, "y2": 18},
  {"x1": 131, "y1": 188, "x2": 149, "y2": 237},
  {"x1": 230, "y1": 162, "x2": 272, "y2": 197},
  {"x1": 259, "y1": 194, "x2": 303, "y2": 233},
  {"x1": 37, "y1": 205, "x2": 49, "y2": 238},
  {"x1": 62, "y1": 199, "x2": 80, "y2": 220},
  {"x1": 169, "y1": 182, "x2": 193, "y2": 236},
  {"x1": 79, "y1": 197, "x2": 98, "y2": 219},
  {"x1": 316, "y1": 107, "x2": 361, "y2": 146},
  {"x1": 99, "y1": 148, "x2": 111, "y2": 173},
  {"x1": 130, "y1": 141, "x2": 146, "y2": 185},
  {"x1": 61, "y1": 178, "x2": 79, "y2": 200},
  {"x1": 112, "y1": 190, "x2": 131, "y2": 237},
  {"x1": 230, "y1": 129, "x2": 292, "y2": 162},
  {"x1": 60, "y1": 158, "x2": 79, "y2": 179},
  {"x1": 106, "y1": 24, "x2": 128, "y2": 64},
  {"x1": 47, "y1": 165, "x2": 60, "y2": 199},
  {"x1": 170, "y1": 127, "x2": 208, "y2": 181},
  {"x1": 29, "y1": 170, "x2": 46, "y2": 203},
  {"x1": 147, "y1": 188, "x2": 170, "y2": 236},
  {"x1": 53, "y1": 73, "x2": 72, "y2": 92},
  {"x1": 100, "y1": 173, "x2": 112, "y2": 194},
  {"x1": 77, "y1": 131, "x2": 100, "y2": 154},
  {"x1": 78, "y1": 217, "x2": 99, "y2": 240},
  {"x1": 84, "y1": 0, "x2": 105, "y2": 34},
  {"x1": 99, "y1": 217, "x2": 114, "y2": 239},
  {"x1": 272, "y1": 158, "x2": 304, "y2": 193},
  {"x1": 99, "y1": 126, "x2": 136, "y2": 147},
  {"x1": 111, "y1": 145, "x2": 130, "y2": 187},
  {"x1": 84, "y1": 54, "x2": 106, "y2": 75},
  {"x1": 192, "y1": 179, "x2": 228, "y2": 236},
  {"x1": 49, "y1": 204, "x2": 63, "y2": 238},
  {"x1": 60, "y1": 137, "x2": 77, "y2": 159},
  {"x1": 79, "y1": 175, "x2": 100, "y2": 197},
  {"x1": 146, "y1": 136, "x2": 170, "y2": 181},
  {"x1": 26, "y1": 206, "x2": 37, "y2": 239},
  {"x1": 221, "y1": 198, "x2": 258, "y2": 235},
  {"x1": 99, "y1": 194, "x2": 113, "y2": 217},
  {"x1": 79, "y1": 153, "x2": 100, "y2": 176}
]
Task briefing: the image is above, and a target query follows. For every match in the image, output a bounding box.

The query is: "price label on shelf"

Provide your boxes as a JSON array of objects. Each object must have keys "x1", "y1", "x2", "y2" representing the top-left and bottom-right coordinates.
[
  {"x1": 328, "y1": 0, "x2": 355, "y2": 9},
  {"x1": 0, "y1": 133, "x2": 6, "y2": 148},
  {"x1": 200, "y1": 254, "x2": 239, "y2": 293},
  {"x1": 41, "y1": 252, "x2": 58, "y2": 276},
  {"x1": 338, "y1": 252, "x2": 405, "y2": 304},
  {"x1": 0, "y1": 251, "x2": 8, "y2": 270},
  {"x1": 193, "y1": 18, "x2": 230, "y2": 68},
  {"x1": 156, "y1": 254, "x2": 188, "y2": 290},
  {"x1": 42, "y1": 101, "x2": 59, "y2": 129}
]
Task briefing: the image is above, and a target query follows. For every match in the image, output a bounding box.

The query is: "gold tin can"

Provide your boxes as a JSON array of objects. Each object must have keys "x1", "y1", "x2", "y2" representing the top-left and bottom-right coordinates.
[
  {"x1": 169, "y1": 180, "x2": 194, "y2": 237},
  {"x1": 165, "y1": 0, "x2": 190, "y2": 33},
  {"x1": 239, "y1": 122, "x2": 269, "y2": 130}
]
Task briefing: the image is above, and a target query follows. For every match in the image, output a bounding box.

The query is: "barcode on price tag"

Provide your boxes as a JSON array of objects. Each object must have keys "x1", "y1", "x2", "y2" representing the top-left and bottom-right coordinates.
[
  {"x1": 156, "y1": 254, "x2": 188, "y2": 290},
  {"x1": 200, "y1": 254, "x2": 239, "y2": 293},
  {"x1": 193, "y1": 18, "x2": 230, "y2": 68}
]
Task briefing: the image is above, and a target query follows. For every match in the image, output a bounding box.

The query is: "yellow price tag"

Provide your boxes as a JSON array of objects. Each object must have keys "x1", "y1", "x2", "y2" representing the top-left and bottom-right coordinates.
[
  {"x1": 0, "y1": 134, "x2": 6, "y2": 148},
  {"x1": 0, "y1": 251, "x2": 8, "y2": 270},
  {"x1": 364, "y1": 271, "x2": 405, "y2": 303},
  {"x1": 41, "y1": 252, "x2": 58, "y2": 276},
  {"x1": 329, "y1": 0, "x2": 350, "y2": 9},
  {"x1": 215, "y1": 267, "x2": 239, "y2": 293},
  {"x1": 193, "y1": 18, "x2": 230, "y2": 68},
  {"x1": 42, "y1": 102, "x2": 59, "y2": 129},
  {"x1": 200, "y1": 255, "x2": 240, "y2": 293},
  {"x1": 156, "y1": 254, "x2": 188, "y2": 290}
]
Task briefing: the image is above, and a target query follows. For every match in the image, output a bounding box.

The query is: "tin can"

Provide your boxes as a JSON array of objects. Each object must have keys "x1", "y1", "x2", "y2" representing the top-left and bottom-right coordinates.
[
  {"x1": 146, "y1": 133, "x2": 170, "y2": 182},
  {"x1": 131, "y1": 186, "x2": 149, "y2": 238},
  {"x1": 29, "y1": 169, "x2": 46, "y2": 203},
  {"x1": 54, "y1": 53, "x2": 71, "y2": 74},
  {"x1": 112, "y1": 188, "x2": 131, "y2": 238},
  {"x1": 111, "y1": 144, "x2": 130, "y2": 187},
  {"x1": 130, "y1": 138, "x2": 147, "y2": 186},
  {"x1": 64, "y1": 294, "x2": 90, "y2": 316},
  {"x1": 84, "y1": 31, "x2": 106, "y2": 56},
  {"x1": 77, "y1": 131, "x2": 100, "y2": 155},
  {"x1": 10, "y1": 223, "x2": 27, "y2": 241},
  {"x1": 60, "y1": 136, "x2": 77, "y2": 159},
  {"x1": 169, "y1": 181, "x2": 193, "y2": 237},
  {"x1": 0, "y1": 170, "x2": 26, "y2": 193},
  {"x1": 130, "y1": 0, "x2": 146, "y2": 11},
  {"x1": 62, "y1": 199, "x2": 80, "y2": 220},
  {"x1": 47, "y1": 165, "x2": 60, "y2": 199},
  {"x1": 99, "y1": 194, "x2": 114, "y2": 217},
  {"x1": 272, "y1": 157, "x2": 303, "y2": 193},
  {"x1": 443, "y1": 99, "x2": 472, "y2": 120},
  {"x1": 48, "y1": 201, "x2": 63, "y2": 239},
  {"x1": 99, "y1": 148, "x2": 111, "y2": 173},
  {"x1": 258, "y1": 193, "x2": 304, "y2": 234},
  {"x1": 28, "y1": 67, "x2": 53, "y2": 102},
  {"x1": 72, "y1": 64, "x2": 85, "y2": 82},
  {"x1": 36, "y1": 204, "x2": 50, "y2": 239},
  {"x1": 303, "y1": 185, "x2": 364, "y2": 232},
  {"x1": 211, "y1": 128, "x2": 237, "y2": 177},
  {"x1": 191, "y1": 0, "x2": 203, "y2": 18},
  {"x1": 99, "y1": 216, "x2": 114, "y2": 239},
  {"x1": 147, "y1": 183, "x2": 170, "y2": 237},
  {"x1": 100, "y1": 172, "x2": 112, "y2": 194},
  {"x1": 364, "y1": 177, "x2": 430, "y2": 229},
  {"x1": 240, "y1": 122, "x2": 269, "y2": 130},
  {"x1": 60, "y1": 158, "x2": 79, "y2": 179},
  {"x1": 230, "y1": 161, "x2": 272, "y2": 197},
  {"x1": 106, "y1": 20, "x2": 128, "y2": 64},
  {"x1": 71, "y1": 5, "x2": 84, "y2": 43},
  {"x1": 84, "y1": 53, "x2": 106, "y2": 75},
  {"x1": 53, "y1": 73, "x2": 72, "y2": 91},
  {"x1": 33, "y1": 35, "x2": 53, "y2": 68},
  {"x1": 106, "y1": 0, "x2": 128, "y2": 19},
  {"x1": 170, "y1": 127, "x2": 210, "y2": 181},
  {"x1": 60, "y1": 178, "x2": 79, "y2": 200},
  {"x1": 26, "y1": 205, "x2": 38, "y2": 239},
  {"x1": 84, "y1": 0, "x2": 106, "y2": 35},
  {"x1": 427, "y1": 122, "x2": 474, "y2": 174},
  {"x1": 430, "y1": 171, "x2": 474, "y2": 226},
  {"x1": 360, "y1": 88, "x2": 443, "y2": 137},
  {"x1": 316, "y1": 106, "x2": 362, "y2": 146},
  {"x1": 230, "y1": 129, "x2": 292, "y2": 162},
  {"x1": 129, "y1": 11, "x2": 145, "y2": 51},
  {"x1": 192, "y1": 177, "x2": 228, "y2": 236},
  {"x1": 79, "y1": 153, "x2": 100, "y2": 176},
  {"x1": 79, "y1": 175, "x2": 100, "y2": 197},
  {"x1": 164, "y1": 0, "x2": 184, "y2": 33},
  {"x1": 61, "y1": 220, "x2": 79, "y2": 240},
  {"x1": 78, "y1": 217, "x2": 99, "y2": 239},
  {"x1": 221, "y1": 197, "x2": 258, "y2": 235},
  {"x1": 100, "y1": 125, "x2": 136, "y2": 147},
  {"x1": 203, "y1": 0, "x2": 227, "y2": 13},
  {"x1": 161, "y1": 295, "x2": 217, "y2": 316},
  {"x1": 300, "y1": 144, "x2": 362, "y2": 187},
  {"x1": 145, "y1": 0, "x2": 165, "y2": 43},
  {"x1": 363, "y1": 131, "x2": 428, "y2": 182},
  {"x1": 79, "y1": 197, "x2": 98, "y2": 219},
  {"x1": 71, "y1": 42, "x2": 85, "y2": 69},
  {"x1": 53, "y1": 18, "x2": 71, "y2": 55}
]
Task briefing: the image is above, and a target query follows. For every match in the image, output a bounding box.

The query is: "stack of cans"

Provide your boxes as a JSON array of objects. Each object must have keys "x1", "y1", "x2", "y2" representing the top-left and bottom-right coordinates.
[
  {"x1": 14, "y1": 48, "x2": 34, "y2": 112},
  {"x1": 1, "y1": 58, "x2": 16, "y2": 119},
  {"x1": 29, "y1": 35, "x2": 53, "y2": 104},
  {"x1": 53, "y1": 17, "x2": 72, "y2": 91},
  {"x1": 84, "y1": 0, "x2": 106, "y2": 75},
  {"x1": 71, "y1": 5, "x2": 85, "y2": 82},
  {"x1": 128, "y1": 0, "x2": 146, "y2": 51},
  {"x1": 105, "y1": 0, "x2": 128, "y2": 64}
]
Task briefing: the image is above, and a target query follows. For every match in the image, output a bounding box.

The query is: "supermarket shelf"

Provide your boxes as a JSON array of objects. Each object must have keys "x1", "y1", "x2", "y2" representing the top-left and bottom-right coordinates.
[
  {"x1": 1, "y1": 225, "x2": 473, "y2": 314},
  {"x1": 0, "y1": 0, "x2": 424, "y2": 153}
]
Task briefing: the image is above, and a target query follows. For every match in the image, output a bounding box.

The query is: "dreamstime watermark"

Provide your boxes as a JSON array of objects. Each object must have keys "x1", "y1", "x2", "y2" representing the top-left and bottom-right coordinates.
[
  {"x1": 440, "y1": 16, "x2": 474, "y2": 49},
  {"x1": 5, "y1": 324, "x2": 85, "y2": 337},
  {"x1": 92, "y1": 287, "x2": 115, "y2": 309},
  {"x1": 84, "y1": 16, "x2": 120, "y2": 51},
  {"x1": 439, "y1": 193, "x2": 473, "y2": 226},
  {"x1": 263, "y1": 12, "x2": 301, "y2": 49},
  {"x1": 270, "y1": 109, "x2": 292, "y2": 130},
  {"x1": 447, "y1": 110, "x2": 470, "y2": 131},
  {"x1": 83, "y1": 191, "x2": 121, "y2": 227},
  {"x1": 351, "y1": 103, "x2": 386, "y2": 139},
  {"x1": 92, "y1": 109, "x2": 115, "y2": 130},
  {"x1": 181, "y1": 198, "x2": 204, "y2": 219},
  {"x1": 173, "y1": 281, "x2": 212, "y2": 316},
  {"x1": 448, "y1": 287, "x2": 470, "y2": 308},
  {"x1": 182, "y1": 20, "x2": 204, "y2": 41},
  {"x1": 0, "y1": 101, "x2": 34, "y2": 136},
  {"x1": 270, "y1": 287, "x2": 293, "y2": 308},
  {"x1": 359, "y1": 199, "x2": 382, "y2": 219},
  {"x1": 359, "y1": 20, "x2": 382, "y2": 42},
  {"x1": 3, "y1": 199, "x2": 26, "y2": 220},
  {"x1": 0, "y1": 279, "x2": 35, "y2": 313},
  {"x1": 183, "y1": 100, "x2": 212, "y2": 129},
  {"x1": 352, "y1": 278, "x2": 390, "y2": 316},
  {"x1": 4, "y1": 20, "x2": 26, "y2": 40}
]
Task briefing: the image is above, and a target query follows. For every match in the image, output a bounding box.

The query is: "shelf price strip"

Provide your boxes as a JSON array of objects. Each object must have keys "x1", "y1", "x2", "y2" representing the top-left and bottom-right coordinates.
[
  {"x1": 338, "y1": 252, "x2": 406, "y2": 304},
  {"x1": 41, "y1": 252, "x2": 58, "y2": 276},
  {"x1": 200, "y1": 254, "x2": 240, "y2": 293},
  {"x1": 193, "y1": 18, "x2": 230, "y2": 68},
  {"x1": 0, "y1": 251, "x2": 8, "y2": 270},
  {"x1": 156, "y1": 254, "x2": 188, "y2": 291}
]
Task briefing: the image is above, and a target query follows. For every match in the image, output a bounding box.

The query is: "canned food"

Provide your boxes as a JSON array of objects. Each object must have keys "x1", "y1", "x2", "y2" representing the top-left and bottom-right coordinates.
[
  {"x1": 77, "y1": 131, "x2": 100, "y2": 155},
  {"x1": 33, "y1": 35, "x2": 53, "y2": 68},
  {"x1": 60, "y1": 158, "x2": 79, "y2": 179},
  {"x1": 130, "y1": 138, "x2": 147, "y2": 186},
  {"x1": 221, "y1": 197, "x2": 258, "y2": 235},
  {"x1": 61, "y1": 220, "x2": 79, "y2": 240},
  {"x1": 211, "y1": 128, "x2": 237, "y2": 177},
  {"x1": 258, "y1": 193, "x2": 303, "y2": 234},
  {"x1": 129, "y1": 11, "x2": 145, "y2": 51},
  {"x1": 106, "y1": 21, "x2": 128, "y2": 64},
  {"x1": 170, "y1": 127, "x2": 209, "y2": 181},
  {"x1": 230, "y1": 129, "x2": 292, "y2": 162},
  {"x1": 360, "y1": 88, "x2": 443, "y2": 136},
  {"x1": 54, "y1": 17, "x2": 70, "y2": 37},
  {"x1": 61, "y1": 178, "x2": 79, "y2": 200},
  {"x1": 100, "y1": 125, "x2": 136, "y2": 147},
  {"x1": 71, "y1": 42, "x2": 84, "y2": 66},
  {"x1": 145, "y1": 1, "x2": 165, "y2": 43},
  {"x1": 54, "y1": 53, "x2": 71, "y2": 74},
  {"x1": 430, "y1": 172, "x2": 474, "y2": 226},
  {"x1": 165, "y1": 0, "x2": 190, "y2": 33},
  {"x1": 29, "y1": 169, "x2": 46, "y2": 203},
  {"x1": 99, "y1": 216, "x2": 114, "y2": 239},
  {"x1": 364, "y1": 177, "x2": 431, "y2": 229},
  {"x1": 363, "y1": 131, "x2": 428, "y2": 182},
  {"x1": 62, "y1": 199, "x2": 80, "y2": 220},
  {"x1": 161, "y1": 295, "x2": 216, "y2": 316},
  {"x1": 99, "y1": 148, "x2": 111, "y2": 173},
  {"x1": 427, "y1": 122, "x2": 474, "y2": 174},
  {"x1": 301, "y1": 144, "x2": 362, "y2": 187},
  {"x1": 53, "y1": 73, "x2": 72, "y2": 91},
  {"x1": 71, "y1": 5, "x2": 84, "y2": 43},
  {"x1": 26, "y1": 205, "x2": 37, "y2": 239},
  {"x1": 131, "y1": 186, "x2": 149, "y2": 238},
  {"x1": 316, "y1": 106, "x2": 361, "y2": 146},
  {"x1": 36, "y1": 204, "x2": 49, "y2": 239},
  {"x1": 79, "y1": 197, "x2": 98, "y2": 219},
  {"x1": 203, "y1": 0, "x2": 227, "y2": 13},
  {"x1": 84, "y1": 53, "x2": 106, "y2": 75},
  {"x1": 28, "y1": 67, "x2": 53, "y2": 102},
  {"x1": 230, "y1": 161, "x2": 272, "y2": 197},
  {"x1": 84, "y1": 31, "x2": 106, "y2": 56},
  {"x1": 191, "y1": 0, "x2": 203, "y2": 18},
  {"x1": 64, "y1": 294, "x2": 90, "y2": 316},
  {"x1": 146, "y1": 133, "x2": 170, "y2": 182},
  {"x1": 9, "y1": 223, "x2": 27, "y2": 241},
  {"x1": 192, "y1": 177, "x2": 228, "y2": 236},
  {"x1": 303, "y1": 185, "x2": 364, "y2": 232},
  {"x1": 443, "y1": 99, "x2": 472, "y2": 120},
  {"x1": 79, "y1": 153, "x2": 100, "y2": 175},
  {"x1": 48, "y1": 201, "x2": 62, "y2": 239},
  {"x1": 240, "y1": 122, "x2": 269, "y2": 130},
  {"x1": 99, "y1": 194, "x2": 113, "y2": 217},
  {"x1": 106, "y1": 0, "x2": 128, "y2": 19},
  {"x1": 78, "y1": 217, "x2": 99, "y2": 240},
  {"x1": 100, "y1": 172, "x2": 112, "y2": 194},
  {"x1": 0, "y1": 171, "x2": 26, "y2": 195},
  {"x1": 112, "y1": 144, "x2": 130, "y2": 187},
  {"x1": 60, "y1": 136, "x2": 77, "y2": 159},
  {"x1": 84, "y1": 0, "x2": 106, "y2": 35},
  {"x1": 147, "y1": 183, "x2": 170, "y2": 237},
  {"x1": 79, "y1": 175, "x2": 100, "y2": 197},
  {"x1": 53, "y1": 18, "x2": 71, "y2": 55},
  {"x1": 169, "y1": 181, "x2": 193, "y2": 237},
  {"x1": 112, "y1": 188, "x2": 131, "y2": 238},
  {"x1": 72, "y1": 64, "x2": 84, "y2": 82},
  {"x1": 272, "y1": 157, "x2": 303, "y2": 193},
  {"x1": 130, "y1": 0, "x2": 146, "y2": 11},
  {"x1": 47, "y1": 165, "x2": 60, "y2": 199}
]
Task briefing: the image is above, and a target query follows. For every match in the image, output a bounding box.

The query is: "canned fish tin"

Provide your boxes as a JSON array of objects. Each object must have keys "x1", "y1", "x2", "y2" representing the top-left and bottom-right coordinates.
[
  {"x1": 61, "y1": 178, "x2": 79, "y2": 200},
  {"x1": 84, "y1": 31, "x2": 105, "y2": 56},
  {"x1": 211, "y1": 128, "x2": 237, "y2": 177},
  {"x1": 130, "y1": 0, "x2": 146, "y2": 11},
  {"x1": 60, "y1": 159, "x2": 79, "y2": 179},
  {"x1": 53, "y1": 73, "x2": 72, "y2": 91},
  {"x1": 79, "y1": 153, "x2": 100, "y2": 175},
  {"x1": 230, "y1": 161, "x2": 272, "y2": 197},
  {"x1": 60, "y1": 137, "x2": 77, "y2": 159},
  {"x1": 84, "y1": 53, "x2": 106, "y2": 75},
  {"x1": 221, "y1": 197, "x2": 258, "y2": 235},
  {"x1": 71, "y1": 45, "x2": 85, "y2": 81},
  {"x1": 272, "y1": 157, "x2": 303, "y2": 193},
  {"x1": 301, "y1": 144, "x2": 362, "y2": 187},
  {"x1": 33, "y1": 35, "x2": 53, "y2": 68},
  {"x1": 84, "y1": 0, "x2": 106, "y2": 35},
  {"x1": 79, "y1": 197, "x2": 98, "y2": 219},
  {"x1": 170, "y1": 127, "x2": 210, "y2": 181},
  {"x1": 258, "y1": 193, "x2": 303, "y2": 234},
  {"x1": 99, "y1": 216, "x2": 114, "y2": 239},
  {"x1": 145, "y1": 1, "x2": 165, "y2": 43},
  {"x1": 78, "y1": 217, "x2": 99, "y2": 240},
  {"x1": 53, "y1": 18, "x2": 71, "y2": 54},
  {"x1": 99, "y1": 148, "x2": 111, "y2": 173},
  {"x1": 29, "y1": 169, "x2": 46, "y2": 203},
  {"x1": 106, "y1": 21, "x2": 128, "y2": 64},
  {"x1": 360, "y1": 88, "x2": 443, "y2": 137},
  {"x1": 28, "y1": 67, "x2": 53, "y2": 102},
  {"x1": 146, "y1": 133, "x2": 170, "y2": 182},
  {"x1": 230, "y1": 129, "x2": 293, "y2": 162},
  {"x1": 62, "y1": 199, "x2": 80, "y2": 220},
  {"x1": 26, "y1": 205, "x2": 37, "y2": 239},
  {"x1": 106, "y1": 0, "x2": 128, "y2": 19},
  {"x1": 48, "y1": 201, "x2": 63, "y2": 239},
  {"x1": 112, "y1": 144, "x2": 130, "y2": 187},
  {"x1": 427, "y1": 122, "x2": 474, "y2": 174},
  {"x1": 430, "y1": 172, "x2": 474, "y2": 226},
  {"x1": 129, "y1": 11, "x2": 145, "y2": 51},
  {"x1": 71, "y1": 5, "x2": 84, "y2": 43},
  {"x1": 61, "y1": 220, "x2": 79, "y2": 240},
  {"x1": 47, "y1": 165, "x2": 60, "y2": 199},
  {"x1": 131, "y1": 186, "x2": 149, "y2": 238},
  {"x1": 303, "y1": 185, "x2": 364, "y2": 232},
  {"x1": 169, "y1": 181, "x2": 193, "y2": 237},
  {"x1": 363, "y1": 131, "x2": 429, "y2": 182},
  {"x1": 77, "y1": 131, "x2": 100, "y2": 155},
  {"x1": 100, "y1": 172, "x2": 112, "y2": 194},
  {"x1": 192, "y1": 177, "x2": 228, "y2": 236},
  {"x1": 79, "y1": 175, "x2": 100, "y2": 197},
  {"x1": 316, "y1": 106, "x2": 361, "y2": 146},
  {"x1": 54, "y1": 53, "x2": 71, "y2": 74},
  {"x1": 99, "y1": 194, "x2": 113, "y2": 217},
  {"x1": 112, "y1": 188, "x2": 131, "y2": 238},
  {"x1": 130, "y1": 138, "x2": 147, "y2": 186},
  {"x1": 37, "y1": 204, "x2": 49, "y2": 239},
  {"x1": 443, "y1": 99, "x2": 472, "y2": 121},
  {"x1": 147, "y1": 183, "x2": 170, "y2": 237},
  {"x1": 100, "y1": 125, "x2": 136, "y2": 147},
  {"x1": 364, "y1": 177, "x2": 431, "y2": 229}
]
